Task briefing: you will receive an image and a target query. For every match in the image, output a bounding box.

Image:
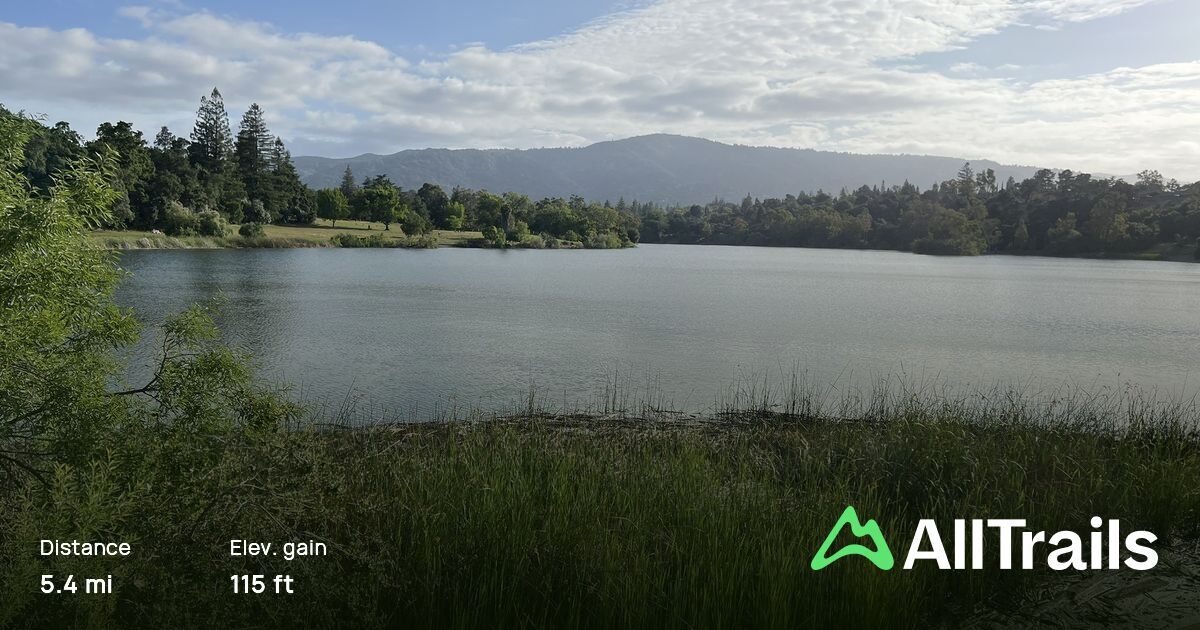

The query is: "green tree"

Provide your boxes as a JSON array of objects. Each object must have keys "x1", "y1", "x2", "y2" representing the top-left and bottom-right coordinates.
[
  {"x1": 243, "y1": 199, "x2": 270, "y2": 224},
  {"x1": 473, "y1": 192, "x2": 506, "y2": 228},
  {"x1": 1, "y1": 111, "x2": 138, "y2": 476},
  {"x1": 235, "y1": 103, "x2": 273, "y2": 210},
  {"x1": 353, "y1": 185, "x2": 402, "y2": 230},
  {"x1": 402, "y1": 210, "x2": 432, "y2": 235},
  {"x1": 444, "y1": 201, "x2": 466, "y2": 230},
  {"x1": 481, "y1": 225, "x2": 507, "y2": 248},
  {"x1": 316, "y1": 188, "x2": 350, "y2": 227},
  {"x1": 339, "y1": 166, "x2": 358, "y2": 199},
  {"x1": 1012, "y1": 220, "x2": 1030, "y2": 250},
  {"x1": 419, "y1": 183, "x2": 453, "y2": 228},
  {"x1": 1046, "y1": 212, "x2": 1083, "y2": 254},
  {"x1": 189, "y1": 88, "x2": 233, "y2": 176},
  {"x1": 270, "y1": 138, "x2": 313, "y2": 224},
  {"x1": 20, "y1": 120, "x2": 84, "y2": 195},
  {"x1": 188, "y1": 88, "x2": 243, "y2": 218},
  {"x1": 1084, "y1": 193, "x2": 1129, "y2": 250},
  {"x1": 148, "y1": 127, "x2": 203, "y2": 222},
  {"x1": 87, "y1": 121, "x2": 154, "y2": 228}
]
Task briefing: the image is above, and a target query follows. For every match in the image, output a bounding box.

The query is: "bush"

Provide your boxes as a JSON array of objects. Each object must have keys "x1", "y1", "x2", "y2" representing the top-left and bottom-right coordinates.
[
  {"x1": 161, "y1": 201, "x2": 200, "y2": 236},
  {"x1": 402, "y1": 211, "x2": 433, "y2": 236},
  {"x1": 330, "y1": 233, "x2": 389, "y2": 248},
  {"x1": 242, "y1": 199, "x2": 271, "y2": 225},
  {"x1": 238, "y1": 222, "x2": 266, "y2": 238},
  {"x1": 278, "y1": 190, "x2": 317, "y2": 225},
  {"x1": 586, "y1": 231, "x2": 624, "y2": 249},
  {"x1": 518, "y1": 234, "x2": 545, "y2": 249},
  {"x1": 506, "y1": 220, "x2": 530, "y2": 242},
  {"x1": 196, "y1": 210, "x2": 228, "y2": 237},
  {"x1": 482, "y1": 225, "x2": 507, "y2": 248},
  {"x1": 329, "y1": 233, "x2": 438, "y2": 248},
  {"x1": 404, "y1": 233, "x2": 440, "y2": 249},
  {"x1": 912, "y1": 236, "x2": 985, "y2": 256},
  {"x1": 223, "y1": 202, "x2": 244, "y2": 225}
]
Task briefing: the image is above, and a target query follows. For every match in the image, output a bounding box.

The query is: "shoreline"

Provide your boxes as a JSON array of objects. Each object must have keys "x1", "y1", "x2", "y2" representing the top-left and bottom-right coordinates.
[
  {"x1": 90, "y1": 223, "x2": 630, "y2": 251},
  {"x1": 94, "y1": 225, "x2": 1195, "y2": 262},
  {"x1": 641, "y1": 239, "x2": 1200, "y2": 264}
]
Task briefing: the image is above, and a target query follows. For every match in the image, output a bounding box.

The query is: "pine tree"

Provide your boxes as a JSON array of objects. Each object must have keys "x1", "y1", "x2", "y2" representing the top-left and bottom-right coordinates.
[
  {"x1": 340, "y1": 166, "x2": 358, "y2": 199},
  {"x1": 271, "y1": 137, "x2": 312, "y2": 224},
  {"x1": 235, "y1": 103, "x2": 273, "y2": 208},
  {"x1": 188, "y1": 88, "x2": 233, "y2": 174},
  {"x1": 188, "y1": 88, "x2": 241, "y2": 217},
  {"x1": 154, "y1": 126, "x2": 176, "y2": 151}
]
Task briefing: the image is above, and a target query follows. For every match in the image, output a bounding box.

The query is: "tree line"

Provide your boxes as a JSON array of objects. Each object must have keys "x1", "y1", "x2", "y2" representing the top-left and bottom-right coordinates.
[
  {"x1": 9, "y1": 89, "x2": 312, "y2": 236},
  {"x1": 316, "y1": 177, "x2": 640, "y2": 248},
  {"x1": 8, "y1": 90, "x2": 1198, "y2": 257},
  {"x1": 633, "y1": 165, "x2": 1200, "y2": 258},
  {"x1": 3, "y1": 90, "x2": 639, "y2": 248}
]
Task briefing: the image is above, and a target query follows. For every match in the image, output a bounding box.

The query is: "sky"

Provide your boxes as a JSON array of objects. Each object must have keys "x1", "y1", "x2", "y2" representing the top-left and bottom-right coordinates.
[{"x1": 2, "y1": 0, "x2": 1199, "y2": 178}]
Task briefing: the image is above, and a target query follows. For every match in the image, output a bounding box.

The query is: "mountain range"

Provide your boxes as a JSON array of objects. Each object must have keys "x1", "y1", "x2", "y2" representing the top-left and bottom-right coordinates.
[{"x1": 294, "y1": 134, "x2": 1045, "y2": 205}]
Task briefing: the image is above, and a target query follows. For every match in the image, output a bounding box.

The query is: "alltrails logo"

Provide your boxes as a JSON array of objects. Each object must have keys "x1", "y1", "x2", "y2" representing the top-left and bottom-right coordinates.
[
  {"x1": 810, "y1": 506, "x2": 1158, "y2": 571},
  {"x1": 811, "y1": 506, "x2": 894, "y2": 570}
]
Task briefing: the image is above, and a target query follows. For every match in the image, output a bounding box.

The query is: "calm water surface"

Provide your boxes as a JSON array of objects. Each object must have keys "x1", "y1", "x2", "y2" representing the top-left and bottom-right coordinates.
[{"x1": 114, "y1": 245, "x2": 1200, "y2": 415}]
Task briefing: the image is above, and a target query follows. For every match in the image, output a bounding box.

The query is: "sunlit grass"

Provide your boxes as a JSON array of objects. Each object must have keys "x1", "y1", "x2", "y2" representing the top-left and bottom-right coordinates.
[{"x1": 87, "y1": 220, "x2": 483, "y2": 250}]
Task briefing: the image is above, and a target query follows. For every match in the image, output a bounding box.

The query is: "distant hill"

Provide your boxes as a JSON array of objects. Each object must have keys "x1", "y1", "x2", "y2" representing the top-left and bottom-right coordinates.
[{"x1": 294, "y1": 134, "x2": 1044, "y2": 205}]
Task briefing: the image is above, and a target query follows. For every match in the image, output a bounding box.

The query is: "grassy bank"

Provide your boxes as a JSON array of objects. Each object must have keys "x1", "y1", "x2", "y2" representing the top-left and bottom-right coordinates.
[
  {"x1": 90, "y1": 220, "x2": 483, "y2": 250},
  {"x1": 3, "y1": 384, "x2": 1199, "y2": 629}
]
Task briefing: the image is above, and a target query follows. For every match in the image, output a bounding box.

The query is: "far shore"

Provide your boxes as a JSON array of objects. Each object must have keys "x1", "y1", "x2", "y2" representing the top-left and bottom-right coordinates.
[
  {"x1": 90, "y1": 219, "x2": 482, "y2": 250},
  {"x1": 92, "y1": 220, "x2": 1198, "y2": 263}
]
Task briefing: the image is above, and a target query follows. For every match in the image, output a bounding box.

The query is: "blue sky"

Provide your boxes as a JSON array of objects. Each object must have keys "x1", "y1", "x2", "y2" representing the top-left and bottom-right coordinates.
[
  {"x1": 2, "y1": 0, "x2": 1198, "y2": 177},
  {"x1": 907, "y1": 0, "x2": 1200, "y2": 81},
  {"x1": 8, "y1": 0, "x2": 633, "y2": 54}
]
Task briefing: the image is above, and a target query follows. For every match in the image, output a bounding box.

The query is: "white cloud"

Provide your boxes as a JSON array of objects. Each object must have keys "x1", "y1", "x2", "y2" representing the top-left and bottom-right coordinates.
[{"x1": 1, "y1": 0, "x2": 1195, "y2": 178}]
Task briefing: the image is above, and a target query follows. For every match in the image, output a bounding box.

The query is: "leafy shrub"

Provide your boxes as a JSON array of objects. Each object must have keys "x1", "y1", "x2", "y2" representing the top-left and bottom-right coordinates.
[
  {"x1": 242, "y1": 199, "x2": 271, "y2": 225},
  {"x1": 912, "y1": 236, "x2": 985, "y2": 256},
  {"x1": 329, "y1": 233, "x2": 437, "y2": 248},
  {"x1": 405, "y1": 233, "x2": 440, "y2": 249},
  {"x1": 196, "y1": 210, "x2": 228, "y2": 237},
  {"x1": 401, "y1": 211, "x2": 433, "y2": 235},
  {"x1": 330, "y1": 233, "x2": 389, "y2": 248},
  {"x1": 518, "y1": 234, "x2": 545, "y2": 249},
  {"x1": 586, "y1": 231, "x2": 624, "y2": 249},
  {"x1": 481, "y1": 225, "x2": 507, "y2": 248},
  {"x1": 162, "y1": 201, "x2": 200, "y2": 236},
  {"x1": 223, "y1": 201, "x2": 244, "y2": 225},
  {"x1": 238, "y1": 222, "x2": 266, "y2": 238},
  {"x1": 506, "y1": 220, "x2": 530, "y2": 242},
  {"x1": 278, "y1": 190, "x2": 317, "y2": 225}
]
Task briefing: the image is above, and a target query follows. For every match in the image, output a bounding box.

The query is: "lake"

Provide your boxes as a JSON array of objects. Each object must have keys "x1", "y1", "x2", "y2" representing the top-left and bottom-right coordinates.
[{"x1": 114, "y1": 244, "x2": 1200, "y2": 417}]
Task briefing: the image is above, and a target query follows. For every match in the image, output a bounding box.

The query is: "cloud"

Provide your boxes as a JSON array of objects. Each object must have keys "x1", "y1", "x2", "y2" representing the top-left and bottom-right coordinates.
[{"x1": 1, "y1": 0, "x2": 1194, "y2": 179}]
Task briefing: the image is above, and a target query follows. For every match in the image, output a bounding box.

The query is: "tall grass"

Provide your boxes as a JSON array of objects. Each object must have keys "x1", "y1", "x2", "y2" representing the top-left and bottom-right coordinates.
[{"x1": 3, "y1": 380, "x2": 1200, "y2": 629}]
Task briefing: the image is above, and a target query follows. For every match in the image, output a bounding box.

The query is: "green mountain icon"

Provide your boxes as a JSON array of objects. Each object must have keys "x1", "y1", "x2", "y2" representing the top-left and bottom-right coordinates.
[{"x1": 810, "y1": 505, "x2": 895, "y2": 571}]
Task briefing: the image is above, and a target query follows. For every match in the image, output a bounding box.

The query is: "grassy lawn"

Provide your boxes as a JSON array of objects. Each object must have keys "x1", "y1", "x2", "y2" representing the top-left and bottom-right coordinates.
[{"x1": 89, "y1": 220, "x2": 483, "y2": 249}]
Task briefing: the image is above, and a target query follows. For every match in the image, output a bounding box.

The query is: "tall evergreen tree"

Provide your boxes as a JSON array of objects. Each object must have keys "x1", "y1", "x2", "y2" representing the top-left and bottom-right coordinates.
[
  {"x1": 188, "y1": 88, "x2": 242, "y2": 217},
  {"x1": 235, "y1": 103, "x2": 273, "y2": 209},
  {"x1": 340, "y1": 166, "x2": 358, "y2": 199},
  {"x1": 148, "y1": 126, "x2": 201, "y2": 217},
  {"x1": 188, "y1": 88, "x2": 233, "y2": 174},
  {"x1": 271, "y1": 137, "x2": 313, "y2": 224}
]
